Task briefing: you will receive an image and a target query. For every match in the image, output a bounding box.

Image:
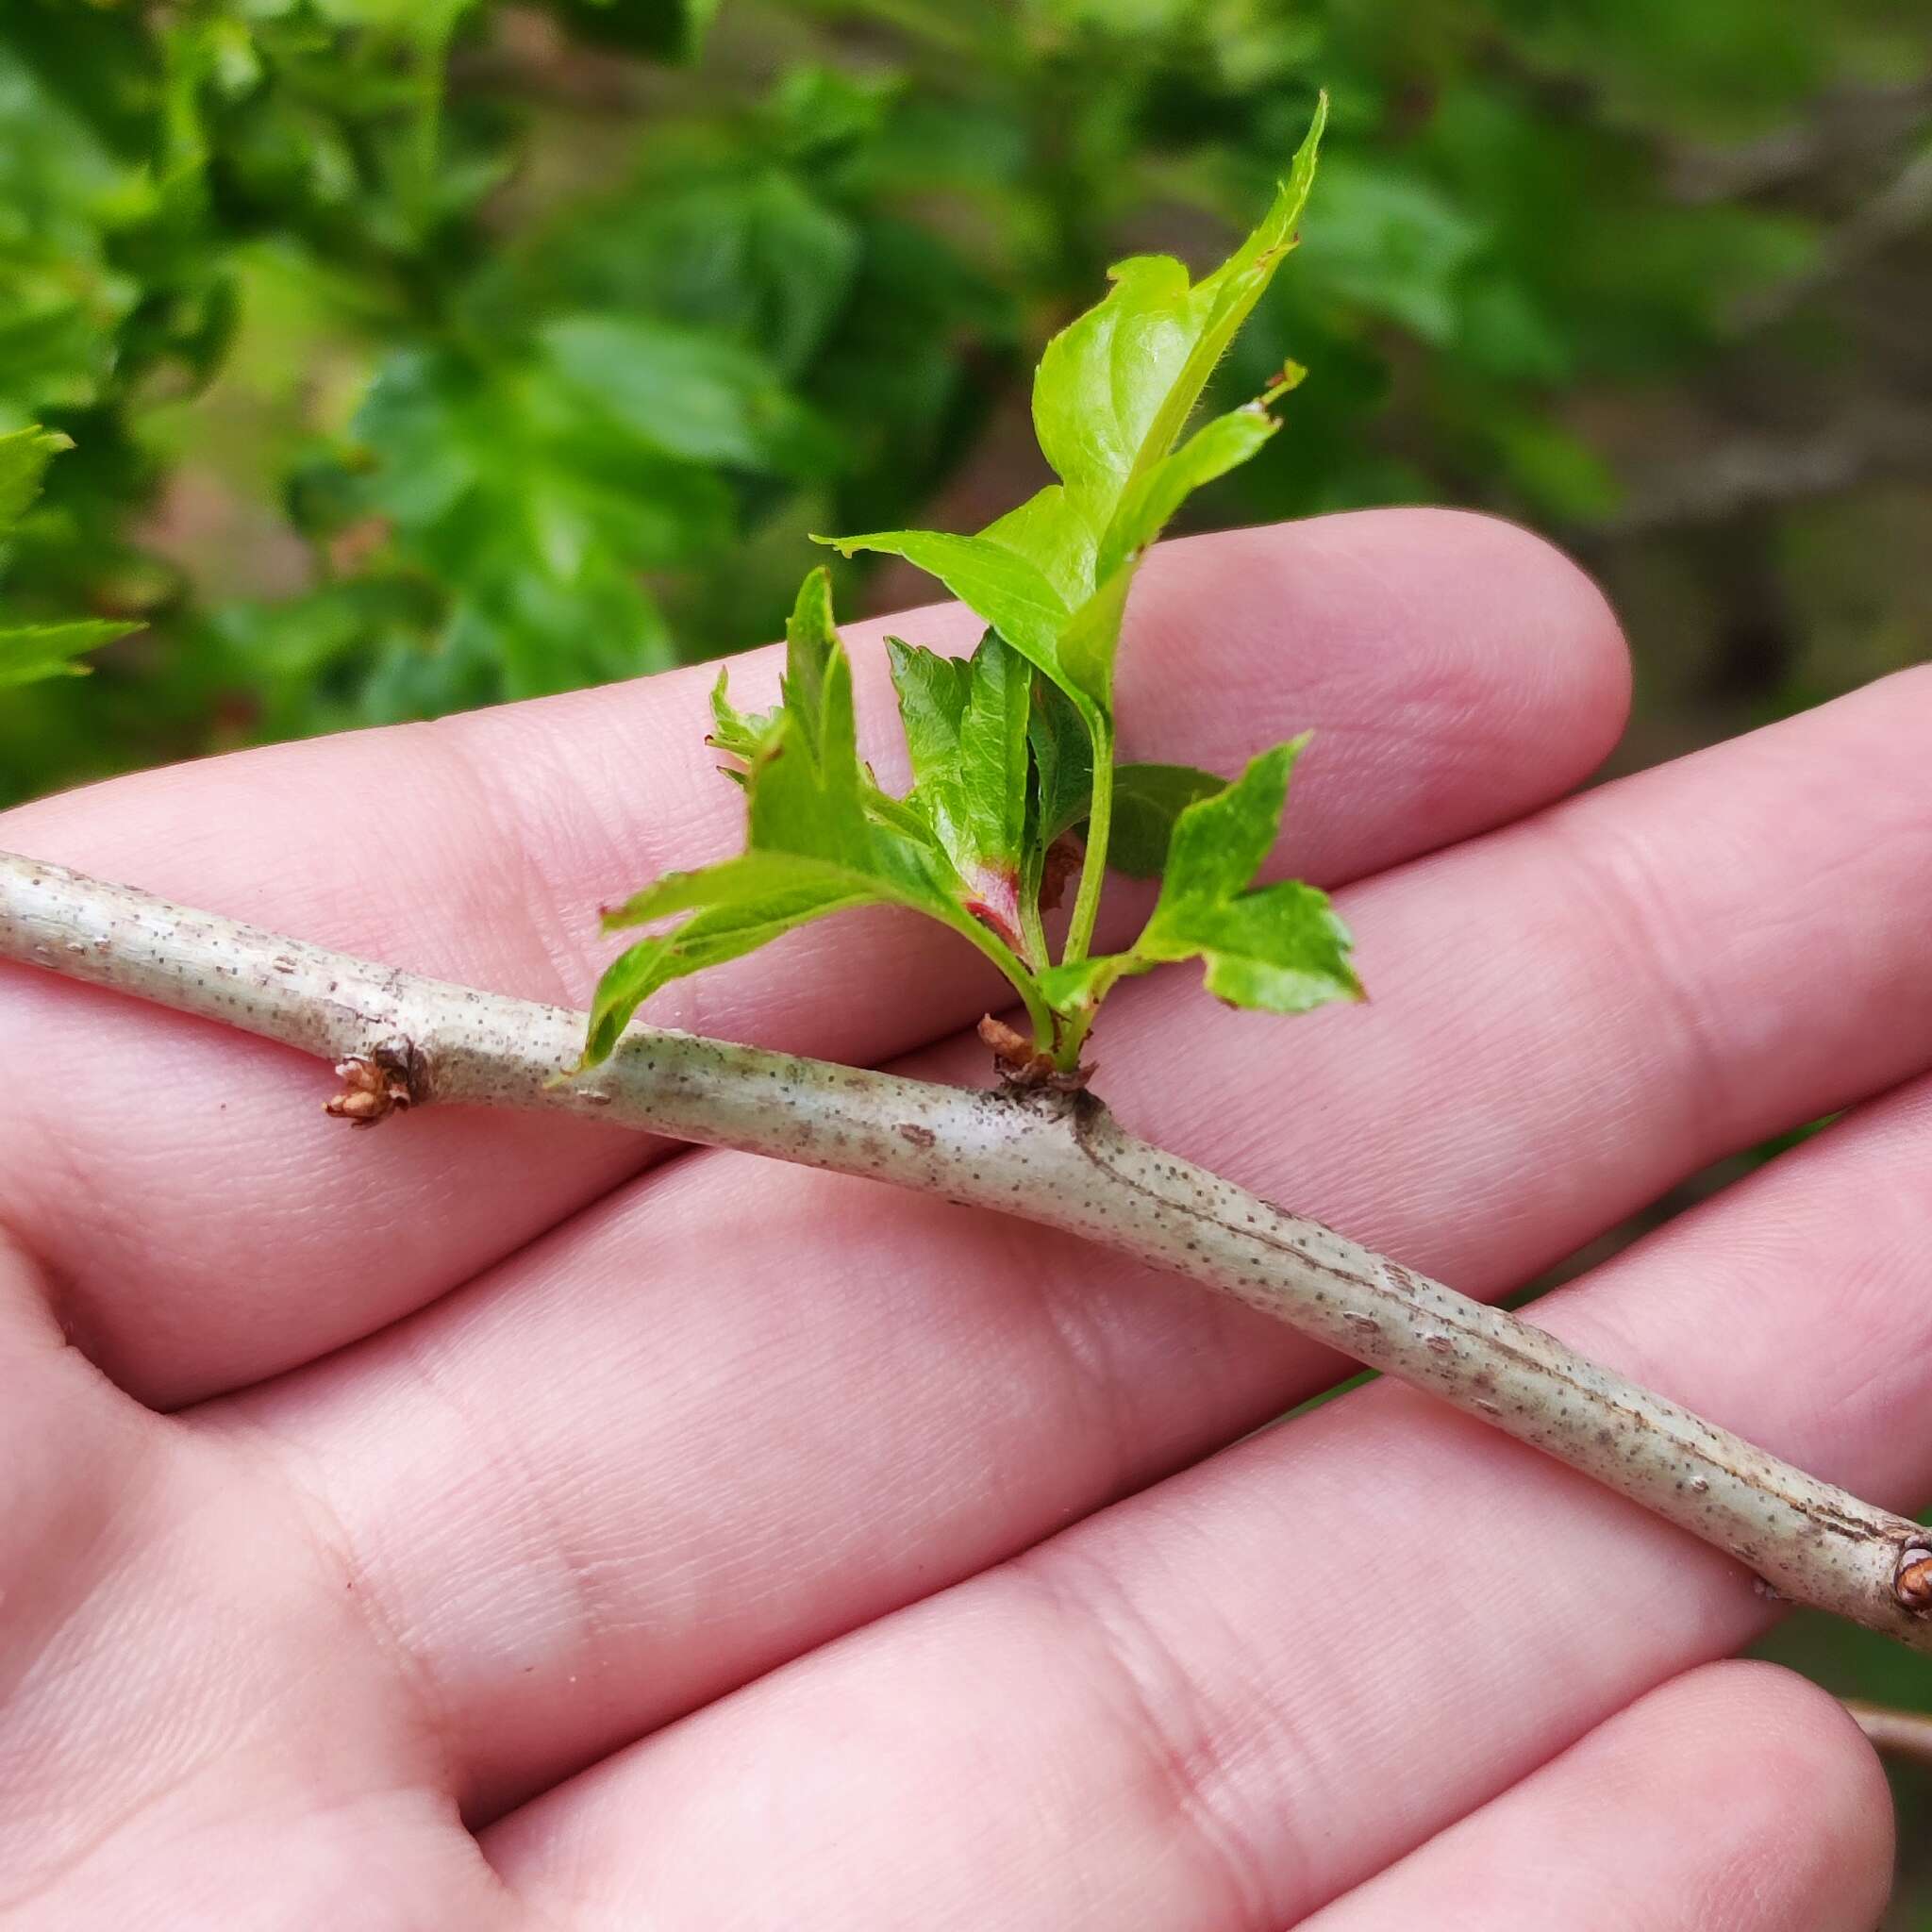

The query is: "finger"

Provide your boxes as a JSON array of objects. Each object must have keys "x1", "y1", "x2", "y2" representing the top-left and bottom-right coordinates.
[
  {"x1": 1299, "y1": 1663, "x2": 1892, "y2": 1932},
  {"x1": 217, "y1": 670, "x2": 1932, "y2": 1817},
  {"x1": 0, "y1": 510, "x2": 1625, "y2": 1403},
  {"x1": 476, "y1": 1066, "x2": 1932, "y2": 1931}
]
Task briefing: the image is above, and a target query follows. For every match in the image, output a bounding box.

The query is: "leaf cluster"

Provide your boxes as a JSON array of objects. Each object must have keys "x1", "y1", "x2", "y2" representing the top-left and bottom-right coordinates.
[{"x1": 585, "y1": 116, "x2": 1361, "y2": 1073}]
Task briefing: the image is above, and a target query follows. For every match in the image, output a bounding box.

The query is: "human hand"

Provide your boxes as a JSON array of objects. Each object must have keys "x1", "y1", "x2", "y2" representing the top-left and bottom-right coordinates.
[{"x1": 1, "y1": 510, "x2": 1918, "y2": 1929}]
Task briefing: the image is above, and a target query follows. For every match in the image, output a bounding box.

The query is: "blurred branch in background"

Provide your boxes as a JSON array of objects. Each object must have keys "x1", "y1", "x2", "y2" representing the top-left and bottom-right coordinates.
[{"x1": 1848, "y1": 1701, "x2": 1932, "y2": 1774}]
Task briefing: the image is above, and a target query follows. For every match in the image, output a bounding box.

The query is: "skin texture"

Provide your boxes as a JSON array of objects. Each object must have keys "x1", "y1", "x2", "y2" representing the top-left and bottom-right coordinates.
[{"x1": 0, "y1": 508, "x2": 1915, "y2": 1928}]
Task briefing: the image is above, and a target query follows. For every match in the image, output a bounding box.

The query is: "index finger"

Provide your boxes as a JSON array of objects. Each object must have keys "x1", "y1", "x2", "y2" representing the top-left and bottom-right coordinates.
[{"x1": 0, "y1": 510, "x2": 1625, "y2": 1404}]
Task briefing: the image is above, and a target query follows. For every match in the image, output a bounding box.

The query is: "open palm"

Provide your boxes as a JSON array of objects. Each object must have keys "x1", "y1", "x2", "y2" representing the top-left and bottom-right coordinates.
[{"x1": 2, "y1": 510, "x2": 1921, "y2": 1930}]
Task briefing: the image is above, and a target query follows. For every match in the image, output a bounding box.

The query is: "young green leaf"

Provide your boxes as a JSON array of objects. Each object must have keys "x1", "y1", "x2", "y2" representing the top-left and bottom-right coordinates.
[
  {"x1": 584, "y1": 569, "x2": 1050, "y2": 1065},
  {"x1": 1138, "y1": 741, "x2": 1359, "y2": 1011},
  {"x1": 706, "y1": 668, "x2": 776, "y2": 774},
  {"x1": 1027, "y1": 675, "x2": 1093, "y2": 851},
  {"x1": 887, "y1": 630, "x2": 1032, "y2": 952},
  {"x1": 1108, "y1": 762, "x2": 1229, "y2": 876},
  {"x1": 0, "y1": 620, "x2": 133, "y2": 691},
  {"x1": 583, "y1": 134, "x2": 1355, "y2": 1080},
  {"x1": 1039, "y1": 740, "x2": 1360, "y2": 1030},
  {"x1": 0, "y1": 425, "x2": 70, "y2": 532},
  {"x1": 822, "y1": 95, "x2": 1326, "y2": 727}
]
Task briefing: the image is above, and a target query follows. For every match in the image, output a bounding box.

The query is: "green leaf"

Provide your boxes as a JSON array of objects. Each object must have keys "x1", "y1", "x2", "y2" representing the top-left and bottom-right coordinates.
[
  {"x1": 1028, "y1": 676, "x2": 1093, "y2": 849},
  {"x1": 887, "y1": 636, "x2": 971, "y2": 782},
  {"x1": 1040, "y1": 741, "x2": 1360, "y2": 1022},
  {"x1": 0, "y1": 429, "x2": 136, "y2": 690},
  {"x1": 0, "y1": 425, "x2": 70, "y2": 536},
  {"x1": 0, "y1": 618, "x2": 133, "y2": 691},
  {"x1": 776, "y1": 563, "x2": 842, "y2": 765},
  {"x1": 1108, "y1": 763, "x2": 1229, "y2": 876},
  {"x1": 583, "y1": 570, "x2": 1049, "y2": 1064},
  {"x1": 1104, "y1": 403, "x2": 1284, "y2": 581},
  {"x1": 1139, "y1": 739, "x2": 1360, "y2": 1009},
  {"x1": 706, "y1": 666, "x2": 777, "y2": 773},
  {"x1": 824, "y1": 98, "x2": 1327, "y2": 723},
  {"x1": 541, "y1": 314, "x2": 838, "y2": 475},
  {"x1": 587, "y1": 856, "x2": 872, "y2": 1065},
  {"x1": 886, "y1": 629, "x2": 1032, "y2": 946},
  {"x1": 817, "y1": 528, "x2": 1073, "y2": 673}
]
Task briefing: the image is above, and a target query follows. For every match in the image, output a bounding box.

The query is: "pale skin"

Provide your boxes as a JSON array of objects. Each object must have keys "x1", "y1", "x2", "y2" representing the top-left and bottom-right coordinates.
[{"x1": 0, "y1": 509, "x2": 1924, "y2": 1929}]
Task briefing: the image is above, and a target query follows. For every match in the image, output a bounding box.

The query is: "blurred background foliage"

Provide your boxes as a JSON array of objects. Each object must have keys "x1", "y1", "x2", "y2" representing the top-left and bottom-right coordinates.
[{"x1": 1, "y1": 0, "x2": 1928, "y2": 1911}]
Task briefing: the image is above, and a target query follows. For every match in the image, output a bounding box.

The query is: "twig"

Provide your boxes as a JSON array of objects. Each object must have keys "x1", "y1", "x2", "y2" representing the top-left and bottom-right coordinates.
[
  {"x1": 1844, "y1": 1700, "x2": 1932, "y2": 1771},
  {"x1": 4, "y1": 847, "x2": 1930, "y2": 1653},
  {"x1": 1594, "y1": 409, "x2": 1932, "y2": 538},
  {"x1": 1667, "y1": 78, "x2": 1932, "y2": 204},
  {"x1": 1725, "y1": 143, "x2": 1932, "y2": 334}
]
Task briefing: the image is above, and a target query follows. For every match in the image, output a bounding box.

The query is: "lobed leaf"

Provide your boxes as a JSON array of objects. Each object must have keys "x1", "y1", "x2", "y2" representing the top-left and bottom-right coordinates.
[
  {"x1": 0, "y1": 619, "x2": 134, "y2": 691},
  {"x1": 583, "y1": 569, "x2": 1045, "y2": 1065},
  {"x1": 583, "y1": 123, "x2": 1355, "y2": 1075},
  {"x1": 886, "y1": 630, "x2": 1031, "y2": 946},
  {"x1": 1108, "y1": 762, "x2": 1229, "y2": 877},
  {"x1": 0, "y1": 425, "x2": 71, "y2": 535},
  {"x1": 0, "y1": 428, "x2": 137, "y2": 691},
  {"x1": 1039, "y1": 741, "x2": 1360, "y2": 1023},
  {"x1": 822, "y1": 95, "x2": 1326, "y2": 726}
]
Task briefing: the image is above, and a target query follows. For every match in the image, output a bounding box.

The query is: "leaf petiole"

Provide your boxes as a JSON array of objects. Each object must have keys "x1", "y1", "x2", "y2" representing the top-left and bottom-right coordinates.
[{"x1": 1059, "y1": 718, "x2": 1114, "y2": 973}]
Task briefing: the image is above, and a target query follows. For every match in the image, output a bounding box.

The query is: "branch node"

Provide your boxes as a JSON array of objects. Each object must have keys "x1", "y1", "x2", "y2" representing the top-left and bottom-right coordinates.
[
  {"x1": 1894, "y1": 1544, "x2": 1932, "y2": 1615},
  {"x1": 977, "y1": 1013, "x2": 1091, "y2": 1093},
  {"x1": 324, "y1": 1037, "x2": 429, "y2": 1127}
]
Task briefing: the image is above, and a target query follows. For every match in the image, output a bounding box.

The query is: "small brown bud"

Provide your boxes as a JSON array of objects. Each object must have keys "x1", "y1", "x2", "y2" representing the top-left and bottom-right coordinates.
[
  {"x1": 976, "y1": 1014, "x2": 1092, "y2": 1093},
  {"x1": 324, "y1": 1039, "x2": 426, "y2": 1127},
  {"x1": 977, "y1": 1014, "x2": 1035, "y2": 1067},
  {"x1": 1896, "y1": 1546, "x2": 1932, "y2": 1614}
]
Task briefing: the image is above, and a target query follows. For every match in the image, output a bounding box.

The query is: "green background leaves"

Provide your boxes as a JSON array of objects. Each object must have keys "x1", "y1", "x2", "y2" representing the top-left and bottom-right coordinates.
[{"x1": 0, "y1": 426, "x2": 134, "y2": 691}]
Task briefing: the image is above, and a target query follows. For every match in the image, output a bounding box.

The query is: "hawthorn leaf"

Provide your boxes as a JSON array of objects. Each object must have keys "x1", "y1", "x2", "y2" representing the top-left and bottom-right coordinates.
[
  {"x1": 1146, "y1": 874, "x2": 1359, "y2": 1013},
  {"x1": 587, "y1": 855, "x2": 872, "y2": 1064},
  {"x1": 0, "y1": 428, "x2": 137, "y2": 689},
  {"x1": 1038, "y1": 741, "x2": 1360, "y2": 1024},
  {"x1": 817, "y1": 528, "x2": 1073, "y2": 673},
  {"x1": 887, "y1": 629, "x2": 1031, "y2": 945},
  {"x1": 1108, "y1": 762, "x2": 1229, "y2": 876},
  {"x1": 0, "y1": 619, "x2": 133, "y2": 690},
  {"x1": 583, "y1": 569, "x2": 1043, "y2": 1064},
  {"x1": 776, "y1": 562, "x2": 841, "y2": 759},
  {"x1": 1020, "y1": 675, "x2": 1218, "y2": 880},
  {"x1": 1028, "y1": 676, "x2": 1092, "y2": 848},
  {"x1": 823, "y1": 97, "x2": 1325, "y2": 728},
  {"x1": 1102, "y1": 402, "x2": 1283, "y2": 581},
  {"x1": 1139, "y1": 739, "x2": 1360, "y2": 1008},
  {"x1": 0, "y1": 425, "x2": 70, "y2": 533},
  {"x1": 887, "y1": 637, "x2": 972, "y2": 782},
  {"x1": 706, "y1": 666, "x2": 776, "y2": 774}
]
